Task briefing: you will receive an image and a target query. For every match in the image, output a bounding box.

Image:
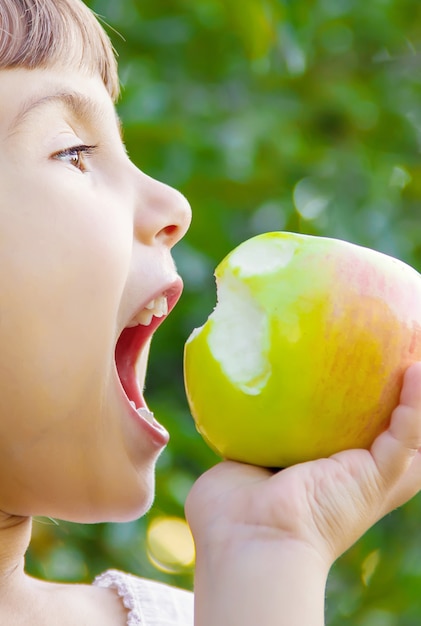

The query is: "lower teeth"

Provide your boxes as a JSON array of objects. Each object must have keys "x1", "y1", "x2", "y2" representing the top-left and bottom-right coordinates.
[
  {"x1": 137, "y1": 407, "x2": 155, "y2": 424},
  {"x1": 129, "y1": 400, "x2": 155, "y2": 424}
]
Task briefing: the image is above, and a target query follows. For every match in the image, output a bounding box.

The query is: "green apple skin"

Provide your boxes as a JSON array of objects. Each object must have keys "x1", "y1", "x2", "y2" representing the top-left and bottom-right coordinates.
[{"x1": 184, "y1": 232, "x2": 421, "y2": 468}]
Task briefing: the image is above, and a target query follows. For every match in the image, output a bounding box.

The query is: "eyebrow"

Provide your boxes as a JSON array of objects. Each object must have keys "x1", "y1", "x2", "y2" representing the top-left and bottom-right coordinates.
[{"x1": 8, "y1": 90, "x2": 123, "y2": 138}]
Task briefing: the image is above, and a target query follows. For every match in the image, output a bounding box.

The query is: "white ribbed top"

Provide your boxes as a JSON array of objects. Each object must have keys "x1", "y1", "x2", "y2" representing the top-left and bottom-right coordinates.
[{"x1": 94, "y1": 570, "x2": 194, "y2": 626}]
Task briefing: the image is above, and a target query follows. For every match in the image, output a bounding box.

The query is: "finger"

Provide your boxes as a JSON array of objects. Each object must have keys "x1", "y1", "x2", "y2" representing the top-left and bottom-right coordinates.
[
  {"x1": 371, "y1": 362, "x2": 421, "y2": 487},
  {"x1": 384, "y1": 449, "x2": 421, "y2": 511},
  {"x1": 396, "y1": 360, "x2": 421, "y2": 413}
]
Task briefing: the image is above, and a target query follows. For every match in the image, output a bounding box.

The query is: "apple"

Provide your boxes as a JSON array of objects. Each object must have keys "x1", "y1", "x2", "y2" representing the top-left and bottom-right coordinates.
[{"x1": 183, "y1": 231, "x2": 421, "y2": 467}]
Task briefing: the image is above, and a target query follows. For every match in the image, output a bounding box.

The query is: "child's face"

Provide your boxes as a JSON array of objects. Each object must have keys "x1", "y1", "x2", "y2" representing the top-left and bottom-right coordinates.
[{"x1": 0, "y1": 66, "x2": 191, "y2": 522}]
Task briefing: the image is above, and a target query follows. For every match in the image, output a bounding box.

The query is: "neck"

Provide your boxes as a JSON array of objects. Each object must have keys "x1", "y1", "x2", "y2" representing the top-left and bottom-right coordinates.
[{"x1": 0, "y1": 512, "x2": 31, "y2": 591}]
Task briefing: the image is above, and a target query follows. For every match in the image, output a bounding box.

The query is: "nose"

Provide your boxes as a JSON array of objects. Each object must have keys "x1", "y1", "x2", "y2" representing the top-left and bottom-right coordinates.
[{"x1": 133, "y1": 168, "x2": 192, "y2": 248}]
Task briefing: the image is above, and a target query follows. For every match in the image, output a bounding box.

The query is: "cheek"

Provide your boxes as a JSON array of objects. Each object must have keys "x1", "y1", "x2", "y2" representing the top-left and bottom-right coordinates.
[
  {"x1": 1, "y1": 173, "x2": 133, "y2": 314},
  {"x1": 0, "y1": 183, "x2": 133, "y2": 421}
]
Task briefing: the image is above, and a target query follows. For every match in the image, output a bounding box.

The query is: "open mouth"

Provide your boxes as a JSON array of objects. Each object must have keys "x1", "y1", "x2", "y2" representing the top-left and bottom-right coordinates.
[{"x1": 114, "y1": 281, "x2": 183, "y2": 421}]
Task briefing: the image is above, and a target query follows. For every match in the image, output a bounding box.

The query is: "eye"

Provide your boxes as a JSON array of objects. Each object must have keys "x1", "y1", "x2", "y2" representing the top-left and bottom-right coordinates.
[{"x1": 52, "y1": 144, "x2": 97, "y2": 172}]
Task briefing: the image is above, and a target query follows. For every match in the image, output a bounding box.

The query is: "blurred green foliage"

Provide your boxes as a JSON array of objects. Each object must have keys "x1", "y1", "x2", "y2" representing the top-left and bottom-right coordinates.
[{"x1": 27, "y1": 0, "x2": 421, "y2": 623}]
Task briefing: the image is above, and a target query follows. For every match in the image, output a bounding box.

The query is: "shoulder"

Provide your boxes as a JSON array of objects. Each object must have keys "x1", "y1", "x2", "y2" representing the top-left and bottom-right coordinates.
[{"x1": 93, "y1": 569, "x2": 194, "y2": 626}]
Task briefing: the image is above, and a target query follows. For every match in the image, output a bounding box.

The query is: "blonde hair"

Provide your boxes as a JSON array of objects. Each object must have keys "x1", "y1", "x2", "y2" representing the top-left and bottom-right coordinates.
[{"x1": 0, "y1": 0, "x2": 120, "y2": 101}]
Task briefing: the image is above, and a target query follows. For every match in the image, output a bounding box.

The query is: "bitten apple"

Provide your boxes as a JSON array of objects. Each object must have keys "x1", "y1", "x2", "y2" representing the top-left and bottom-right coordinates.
[{"x1": 184, "y1": 232, "x2": 421, "y2": 467}]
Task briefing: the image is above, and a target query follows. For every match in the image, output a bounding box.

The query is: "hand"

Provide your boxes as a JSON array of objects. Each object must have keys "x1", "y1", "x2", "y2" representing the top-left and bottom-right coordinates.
[{"x1": 186, "y1": 362, "x2": 421, "y2": 567}]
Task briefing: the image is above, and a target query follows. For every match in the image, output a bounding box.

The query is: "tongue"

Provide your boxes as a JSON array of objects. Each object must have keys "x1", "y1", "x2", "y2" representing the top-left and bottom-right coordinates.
[{"x1": 115, "y1": 327, "x2": 144, "y2": 407}]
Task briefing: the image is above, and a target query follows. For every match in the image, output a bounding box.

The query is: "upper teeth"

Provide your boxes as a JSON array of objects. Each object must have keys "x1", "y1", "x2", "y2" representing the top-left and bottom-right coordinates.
[{"x1": 127, "y1": 295, "x2": 168, "y2": 327}]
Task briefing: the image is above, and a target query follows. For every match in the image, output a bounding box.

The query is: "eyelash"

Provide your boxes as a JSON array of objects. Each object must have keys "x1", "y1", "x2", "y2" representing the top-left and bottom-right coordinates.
[{"x1": 53, "y1": 144, "x2": 98, "y2": 172}]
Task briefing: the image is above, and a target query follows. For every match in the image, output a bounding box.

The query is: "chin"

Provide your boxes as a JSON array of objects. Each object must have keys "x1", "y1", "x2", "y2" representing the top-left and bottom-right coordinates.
[
  {"x1": 97, "y1": 486, "x2": 156, "y2": 524},
  {"x1": 47, "y1": 498, "x2": 155, "y2": 525},
  {"x1": 70, "y1": 490, "x2": 155, "y2": 525},
  {"x1": 28, "y1": 472, "x2": 157, "y2": 525}
]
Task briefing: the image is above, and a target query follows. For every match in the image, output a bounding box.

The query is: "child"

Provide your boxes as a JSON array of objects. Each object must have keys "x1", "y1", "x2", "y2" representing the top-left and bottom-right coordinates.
[{"x1": 0, "y1": 1, "x2": 420, "y2": 624}]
